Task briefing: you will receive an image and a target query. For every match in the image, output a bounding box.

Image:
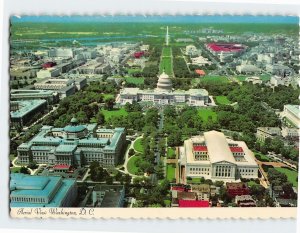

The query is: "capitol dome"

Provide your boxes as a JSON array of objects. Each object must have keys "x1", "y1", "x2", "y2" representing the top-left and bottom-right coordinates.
[{"x1": 156, "y1": 71, "x2": 172, "y2": 92}]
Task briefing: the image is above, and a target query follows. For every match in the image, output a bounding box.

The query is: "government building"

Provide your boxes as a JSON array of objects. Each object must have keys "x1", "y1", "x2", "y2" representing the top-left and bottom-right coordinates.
[
  {"x1": 17, "y1": 118, "x2": 126, "y2": 167},
  {"x1": 10, "y1": 173, "x2": 77, "y2": 207},
  {"x1": 179, "y1": 131, "x2": 259, "y2": 183},
  {"x1": 116, "y1": 72, "x2": 213, "y2": 106}
]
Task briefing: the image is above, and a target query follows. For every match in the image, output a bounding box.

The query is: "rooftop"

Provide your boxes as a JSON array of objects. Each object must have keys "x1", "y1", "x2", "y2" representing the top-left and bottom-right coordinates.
[
  {"x1": 178, "y1": 200, "x2": 209, "y2": 208},
  {"x1": 10, "y1": 99, "x2": 47, "y2": 118}
]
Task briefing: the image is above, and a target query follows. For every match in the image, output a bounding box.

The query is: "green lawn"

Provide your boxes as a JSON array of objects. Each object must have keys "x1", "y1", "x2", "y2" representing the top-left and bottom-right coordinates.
[
  {"x1": 162, "y1": 47, "x2": 172, "y2": 57},
  {"x1": 215, "y1": 96, "x2": 231, "y2": 105},
  {"x1": 127, "y1": 68, "x2": 142, "y2": 74},
  {"x1": 187, "y1": 178, "x2": 202, "y2": 184},
  {"x1": 260, "y1": 74, "x2": 271, "y2": 81},
  {"x1": 101, "y1": 108, "x2": 128, "y2": 120},
  {"x1": 127, "y1": 155, "x2": 140, "y2": 175},
  {"x1": 102, "y1": 94, "x2": 114, "y2": 101},
  {"x1": 166, "y1": 164, "x2": 176, "y2": 182},
  {"x1": 235, "y1": 76, "x2": 247, "y2": 81},
  {"x1": 247, "y1": 180, "x2": 259, "y2": 187},
  {"x1": 198, "y1": 108, "x2": 218, "y2": 123},
  {"x1": 10, "y1": 167, "x2": 21, "y2": 173},
  {"x1": 199, "y1": 76, "x2": 229, "y2": 84},
  {"x1": 167, "y1": 147, "x2": 176, "y2": 159},
  {"x1": 254, "y1": 152, "x2": 271, "y2": 162},
  {"x1": 133, "y1": 138, "x2": 144, "y2": 153},
  {"x1": 125, "y1": 77, "x2": 145, "y2": 85},
  {"x1": 160, "y1": 57, "x2": 173, "y2": 75},
  {"x1": 274, "y1": 167, "x2": 298, "y2": 187}
]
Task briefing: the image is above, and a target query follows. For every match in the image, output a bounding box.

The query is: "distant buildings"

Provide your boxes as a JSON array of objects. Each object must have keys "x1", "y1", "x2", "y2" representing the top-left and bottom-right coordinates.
[
  {"x1": 17, "y1": 118, "x2": 126, "y2": 167},
  {"x1": 245, "y1": 76, "x2": 263, "y2": 85},
  {"x1": 116, "y1": 72, "x2": 212, "y2": 107},
  {"x1": 256, "y1": 127, "x2": 282, "y2": 142},
  {"x1": 270, "y1": 76, "x2": 291, "y2": 87},
  {"x1": 236, "y1": 64, "x2": 261, "y2": 74},
  {"x1": 36, "y1": 67, "x2": 61, "y2": 79},
  {"x1": 34, "y1": 77, "x2": 87, "y2": 99},
  {"x1": 191, "y1": 56, "x2": 211, "y2": 66},
  {"x1": 10, "y1": 100, "x2": 48, "y2": 128},
  {"x1": 92, "y1": 185, "x2": 125, "y2": 207},
  {"x1": 179, "y1": 131, "x2": 259, "y2": 182},
  {"x1": 281, "y1": 105, "x2": 299, "y2": 128},
  {"x1": 10, "y1": 173, "x2": 77, "y2": 207},
  {"x1": 206, "y1": 43, "x2": 247, "y2": 59},
  {"x1": 185, "y1": 45, "x2": 199, "y2": 56},
  {"x1": 266, "y1": 64, "x2": 294, "y2": 76},
  {"x1": 10, "y1": 89, "x2": 58, "y2": 104}
]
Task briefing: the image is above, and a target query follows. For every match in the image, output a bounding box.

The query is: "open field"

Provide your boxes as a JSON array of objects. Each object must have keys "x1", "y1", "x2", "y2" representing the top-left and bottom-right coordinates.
[
  {"x1": 125, "y1": 77, "x2": 145, "y2": 85},
  {"x1": 102, "y1": 94, "x2": 114, "y2": 100},
  {"x1": 127, "y1": 155, "x2": 140, "y2": 175},
  {"x1": 101, "y1": 108, "x2": 128, "y2": 120},
  {"x1": 133, "y1": 138, "x2": 144, "y2": 153},
  {"x1": 215, "y1": 96, "x2": 231, "y2": 105},
  {"x1": 10, "y1": 167, "x2": 21, "y2": 173},
  {"x1": 162, "y1": 47, "x2": 172, "y2": 57},
  {"x1": 199, "y1": 76, "x2": 229, "y2": 84},
  {"x1": 198, "y1": 108, "x2": 218, "y2": 123},
  {"x1": 166, "y1": 164, "x2": 176, "y2": 182},
  {"x1": 167, "y1": 147, "x2": 176, "y2": 159},
  {"x1": 274, "y1": 167, "x2": 298, "y2": 187}
]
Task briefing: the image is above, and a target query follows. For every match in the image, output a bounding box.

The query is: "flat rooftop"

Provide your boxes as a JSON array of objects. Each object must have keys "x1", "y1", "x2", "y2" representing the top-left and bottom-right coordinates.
[{"x1": 10, "y1": 99, "x2": 47, "y2": 118}]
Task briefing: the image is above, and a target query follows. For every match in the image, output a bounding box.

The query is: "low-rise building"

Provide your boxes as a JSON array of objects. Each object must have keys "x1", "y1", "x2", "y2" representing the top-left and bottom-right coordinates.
[
  {"x1": 36, "y1": 67, "x2": 61, "y2": 79},
  {"x1": 191, "y1": 56, "x2": 212, "y2": 66},
  {"x1": 236, "y1": 64, "x2": 261, "y2": 74},
  {"x1": 10, "y1": 173, "x2": 77, "y2": 207},
  {"x1": 281, "y1": 105, "x2": 300, "y2": 128},
  {"x1": 10, "y1": 100, "x2": 48, "y2": 128},
  {"x1": 10, "y1": 89, "x2": 58, "y2": 104},
  {"x1": 190, "y1": 184, "x2": 210, "y2": 201},
  {"x1": 226, "y1": 182, "x2": 250, "y2": 197},
  {"x1": 266, "y1": 64, "x2": 294, "y2": 76},
  {"x1": 256, "y1": 127, "x2": 282, "y2": 142},
  {"x1": 179, "y1": 131, "x2": 259, "y2": 183},
  {"x1": 245, "y1": 76, "x2": 262, "y2": 85},
  {"x1": 92, "y1": 185, "x2": 125, "y2": 207},
  {"x1": 270, "y1": 76, "x2": 291, "y2": 87},
  {"x1": 17, "y1": 118, "x2": 126, "y2": 167},
  {"x1": 235, "y1": 195, "x2": 256, "y2": 207}
]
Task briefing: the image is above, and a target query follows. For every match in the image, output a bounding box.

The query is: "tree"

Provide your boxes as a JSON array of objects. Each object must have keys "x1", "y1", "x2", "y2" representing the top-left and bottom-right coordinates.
[
  {"x1": 27, "y1": 161, "x2": 38, "y2": 170},
  {"x1": 104, "y1": 98, "x2": 115, "y2": 110},
  {"x1": 106, "y1": 176, "x2": 113, "y2": 185},
  {"x1": 20, "y1": 166, "x2": 30, "y2": 174}
]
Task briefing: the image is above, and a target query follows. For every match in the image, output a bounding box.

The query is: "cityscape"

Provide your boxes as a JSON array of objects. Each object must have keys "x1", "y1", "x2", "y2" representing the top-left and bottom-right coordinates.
[{"x1": 9, "y1": 15, "x2": 299, "y2": 209}]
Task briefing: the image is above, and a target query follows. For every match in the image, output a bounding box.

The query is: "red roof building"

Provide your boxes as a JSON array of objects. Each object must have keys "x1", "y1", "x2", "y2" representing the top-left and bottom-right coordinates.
[
  {"x1": 206, "y1": 43, "x2": 246, "y2": 53},
  {"x1": 195, "y1": 69, "x2": 206, "y2": 76},
  {"x1": 193, "y1": 145, "x2": 208, "y2": 152},
  {"x1": 229, "y1": 147, "x2": 244, "y2": 153},
  {"x1": 179, "y1": 200, "x2": 210, "y2": 208},
  {"x1": 133, "y1": 51, "x2": 144, "y2": 59},
  {"x1": 53, "y1": 164, "x2": 71, "y2": 171},
  {"x1": 226, "y1": 182, "x2": 250, "y2": 197},
  {"x1": 42, "y1": 61, "x2": 57, "y2": 69}
]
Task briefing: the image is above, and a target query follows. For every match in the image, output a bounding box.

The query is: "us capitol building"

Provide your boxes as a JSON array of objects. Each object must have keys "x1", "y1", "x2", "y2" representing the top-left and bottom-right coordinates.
[
  {"x1": 116, "y1": 72, "x2": 213, "y2": 106},
  {"x1": 17, "y1": 118, "x2": 126, "y2": 167}
]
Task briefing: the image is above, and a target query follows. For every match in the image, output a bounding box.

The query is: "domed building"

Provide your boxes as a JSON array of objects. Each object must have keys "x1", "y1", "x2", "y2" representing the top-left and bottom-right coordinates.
[
  {"x1": 156, "y1": 71, "x2": 173, "y2": 92},
  {"x1": 116, "y1": 72, "x2": 213, "y2": 106},
  {"x1": 63, "y1": 117, "x2": 88, "y2": 139}
]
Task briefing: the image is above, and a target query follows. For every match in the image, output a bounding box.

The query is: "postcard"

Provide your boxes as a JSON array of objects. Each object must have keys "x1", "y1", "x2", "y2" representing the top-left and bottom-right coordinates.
[{"x1": 8, "y1": 14, "x2": 299, "y2": 219}]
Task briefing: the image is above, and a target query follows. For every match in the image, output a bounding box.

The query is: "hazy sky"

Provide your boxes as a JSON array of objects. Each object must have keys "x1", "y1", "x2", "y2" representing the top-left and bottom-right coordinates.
[{"x1": 11, "y1": 15, "x2": 299, "y2": 24}]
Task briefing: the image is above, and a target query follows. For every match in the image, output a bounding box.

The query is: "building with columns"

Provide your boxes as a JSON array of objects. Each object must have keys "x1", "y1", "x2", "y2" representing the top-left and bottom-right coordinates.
[
  {"x1": 116, "y1": 72, "x2": 213, "y2": 106},
  {"x1": 17, "y1": 118, "x2": 126, "y2": 167},
  {"x1": 179, "y1": 131, "x2": 259, "y2": 183}
]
